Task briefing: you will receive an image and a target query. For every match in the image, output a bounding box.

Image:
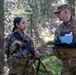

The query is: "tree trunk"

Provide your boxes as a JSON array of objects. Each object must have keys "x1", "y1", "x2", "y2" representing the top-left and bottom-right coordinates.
[
  {"x1": 68, "y1": 0, "x2": 75, "y2": 16},
  {"x1": 0, "y1": 0, "x2": 5, "y2": 74}
]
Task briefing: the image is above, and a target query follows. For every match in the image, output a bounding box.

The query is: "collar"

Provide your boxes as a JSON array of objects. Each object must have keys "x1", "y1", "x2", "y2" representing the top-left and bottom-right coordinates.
[
  {"x1": 14, "y1": 30, "x2": 24, "y2": 34},
  {"x1": 63, "y1": 16, "x2": 74, "y2": 26}
]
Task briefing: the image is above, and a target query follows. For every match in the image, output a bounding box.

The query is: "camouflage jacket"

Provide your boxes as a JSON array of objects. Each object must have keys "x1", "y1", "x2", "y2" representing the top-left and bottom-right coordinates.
[
  {"x1": 53, "y1": 16, "x2": 76, "y2": 59},
  {"x1": 4, "y1": 30, "x2": 36, "y2": 67}
]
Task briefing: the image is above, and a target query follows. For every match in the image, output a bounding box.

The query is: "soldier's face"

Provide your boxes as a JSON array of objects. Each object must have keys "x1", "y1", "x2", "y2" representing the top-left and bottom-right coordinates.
[
  {"x1": 17, "y1": 19, "x2": 26, "y2": 31},
  {"x1": 57, "y1": 10, "x2": 65, "y2": 21}
]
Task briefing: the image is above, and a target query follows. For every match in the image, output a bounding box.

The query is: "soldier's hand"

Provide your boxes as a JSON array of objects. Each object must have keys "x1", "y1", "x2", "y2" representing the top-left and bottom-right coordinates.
[
  {"x1": 14, "y1": 40, "x2": 23, "y2": 47},
  {"x1": 34, "y1": 50, "x2": 40, "y2": 59}
]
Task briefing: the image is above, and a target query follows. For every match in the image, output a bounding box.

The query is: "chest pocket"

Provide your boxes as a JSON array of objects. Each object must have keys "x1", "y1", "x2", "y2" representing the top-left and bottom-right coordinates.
[{"x1": 60, "y1": 22, "x2": 76, "y2": 41}]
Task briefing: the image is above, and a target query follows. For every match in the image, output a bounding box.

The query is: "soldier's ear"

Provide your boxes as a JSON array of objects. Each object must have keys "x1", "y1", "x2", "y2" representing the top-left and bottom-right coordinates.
[
  {"x1": 65, "y1": 9, "x2": 69, "y2": 14},
  {"x1": 16, "y1": 23, "x2": 19, "y2": 28}
]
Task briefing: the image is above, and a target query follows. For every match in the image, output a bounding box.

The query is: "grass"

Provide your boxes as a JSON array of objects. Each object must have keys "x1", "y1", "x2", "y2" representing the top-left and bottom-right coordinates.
[{"x1": 34, "y1": 52, "x2": 61, "y2": 75}]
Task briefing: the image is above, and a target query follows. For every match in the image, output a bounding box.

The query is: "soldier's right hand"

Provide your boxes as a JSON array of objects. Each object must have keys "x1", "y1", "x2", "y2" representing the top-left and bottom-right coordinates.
[
  {"x1": 34, "y1": 50, "x2": 40, "y2": 59},
  {"x1": 14, "y1": 40, "x2": 24, "y2": 47}
]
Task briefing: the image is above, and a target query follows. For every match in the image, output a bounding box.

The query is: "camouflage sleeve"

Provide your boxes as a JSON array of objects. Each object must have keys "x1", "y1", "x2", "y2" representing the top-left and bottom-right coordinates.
[
  {"x1": 29, "y1": 37, "x2": 34, "y2": 47},
  {"x1": 4, "y1": 33, "x2": 18, "y2": 55},
  {"x1": 26, "y1": 34, "x2": 34, "y2": 47},
  {"x1": 54, "y1": 27, "x2": 60, "y2": 41},
  {"x1": 9, "y1": 40, "x2": 17, "y2": 54},
  {"x1": 4, "y1": 37, "x2": 9, "y2": 54},
  {"x1": 54, "y1": 30, "x2": 58, "y2": 41},
  {"x1": 4, "y1": 33, "x2": 12, "y2": 54},
  {"x1": 53, "y1": 28, "x2": 58, "y2": 48},
  {"x1": 53, "y1": 26, "x2": 62, "y2": 59}
]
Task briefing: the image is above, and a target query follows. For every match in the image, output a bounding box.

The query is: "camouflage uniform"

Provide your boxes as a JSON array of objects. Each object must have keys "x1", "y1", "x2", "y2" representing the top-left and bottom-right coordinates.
[
  {"x1": 4, "y1": 31, "x2": 36, "y2": 75},
  {"x1": 53, "y1": 16, "x2": 76, "y2": 75}
]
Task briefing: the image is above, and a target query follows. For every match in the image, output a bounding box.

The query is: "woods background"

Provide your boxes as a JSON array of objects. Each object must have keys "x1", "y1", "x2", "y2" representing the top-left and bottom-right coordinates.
[{"x1": 0, "y1": 0, "x2": 75, "y2": 75}]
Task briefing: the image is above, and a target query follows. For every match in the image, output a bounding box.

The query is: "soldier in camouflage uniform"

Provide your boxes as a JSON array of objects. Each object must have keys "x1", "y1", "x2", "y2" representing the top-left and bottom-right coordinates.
[
  {"x1": 53, "y1": 4, "x2": 76, "y2": 75},
  {"x1": 4, "y1": 17, "x2": 40, "y2": 75}
]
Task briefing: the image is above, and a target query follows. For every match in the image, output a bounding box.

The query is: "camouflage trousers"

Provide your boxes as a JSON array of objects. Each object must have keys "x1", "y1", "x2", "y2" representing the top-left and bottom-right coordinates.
[
  {"x1": 8, "y1": 64, "x2": 36, "y2": 75},
  {"x1": 61, "y1": 59, "x2": 76, "y2": 75},
  {"x1": 7, "y1": 56, "x2": 36, "y2": 75}
]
